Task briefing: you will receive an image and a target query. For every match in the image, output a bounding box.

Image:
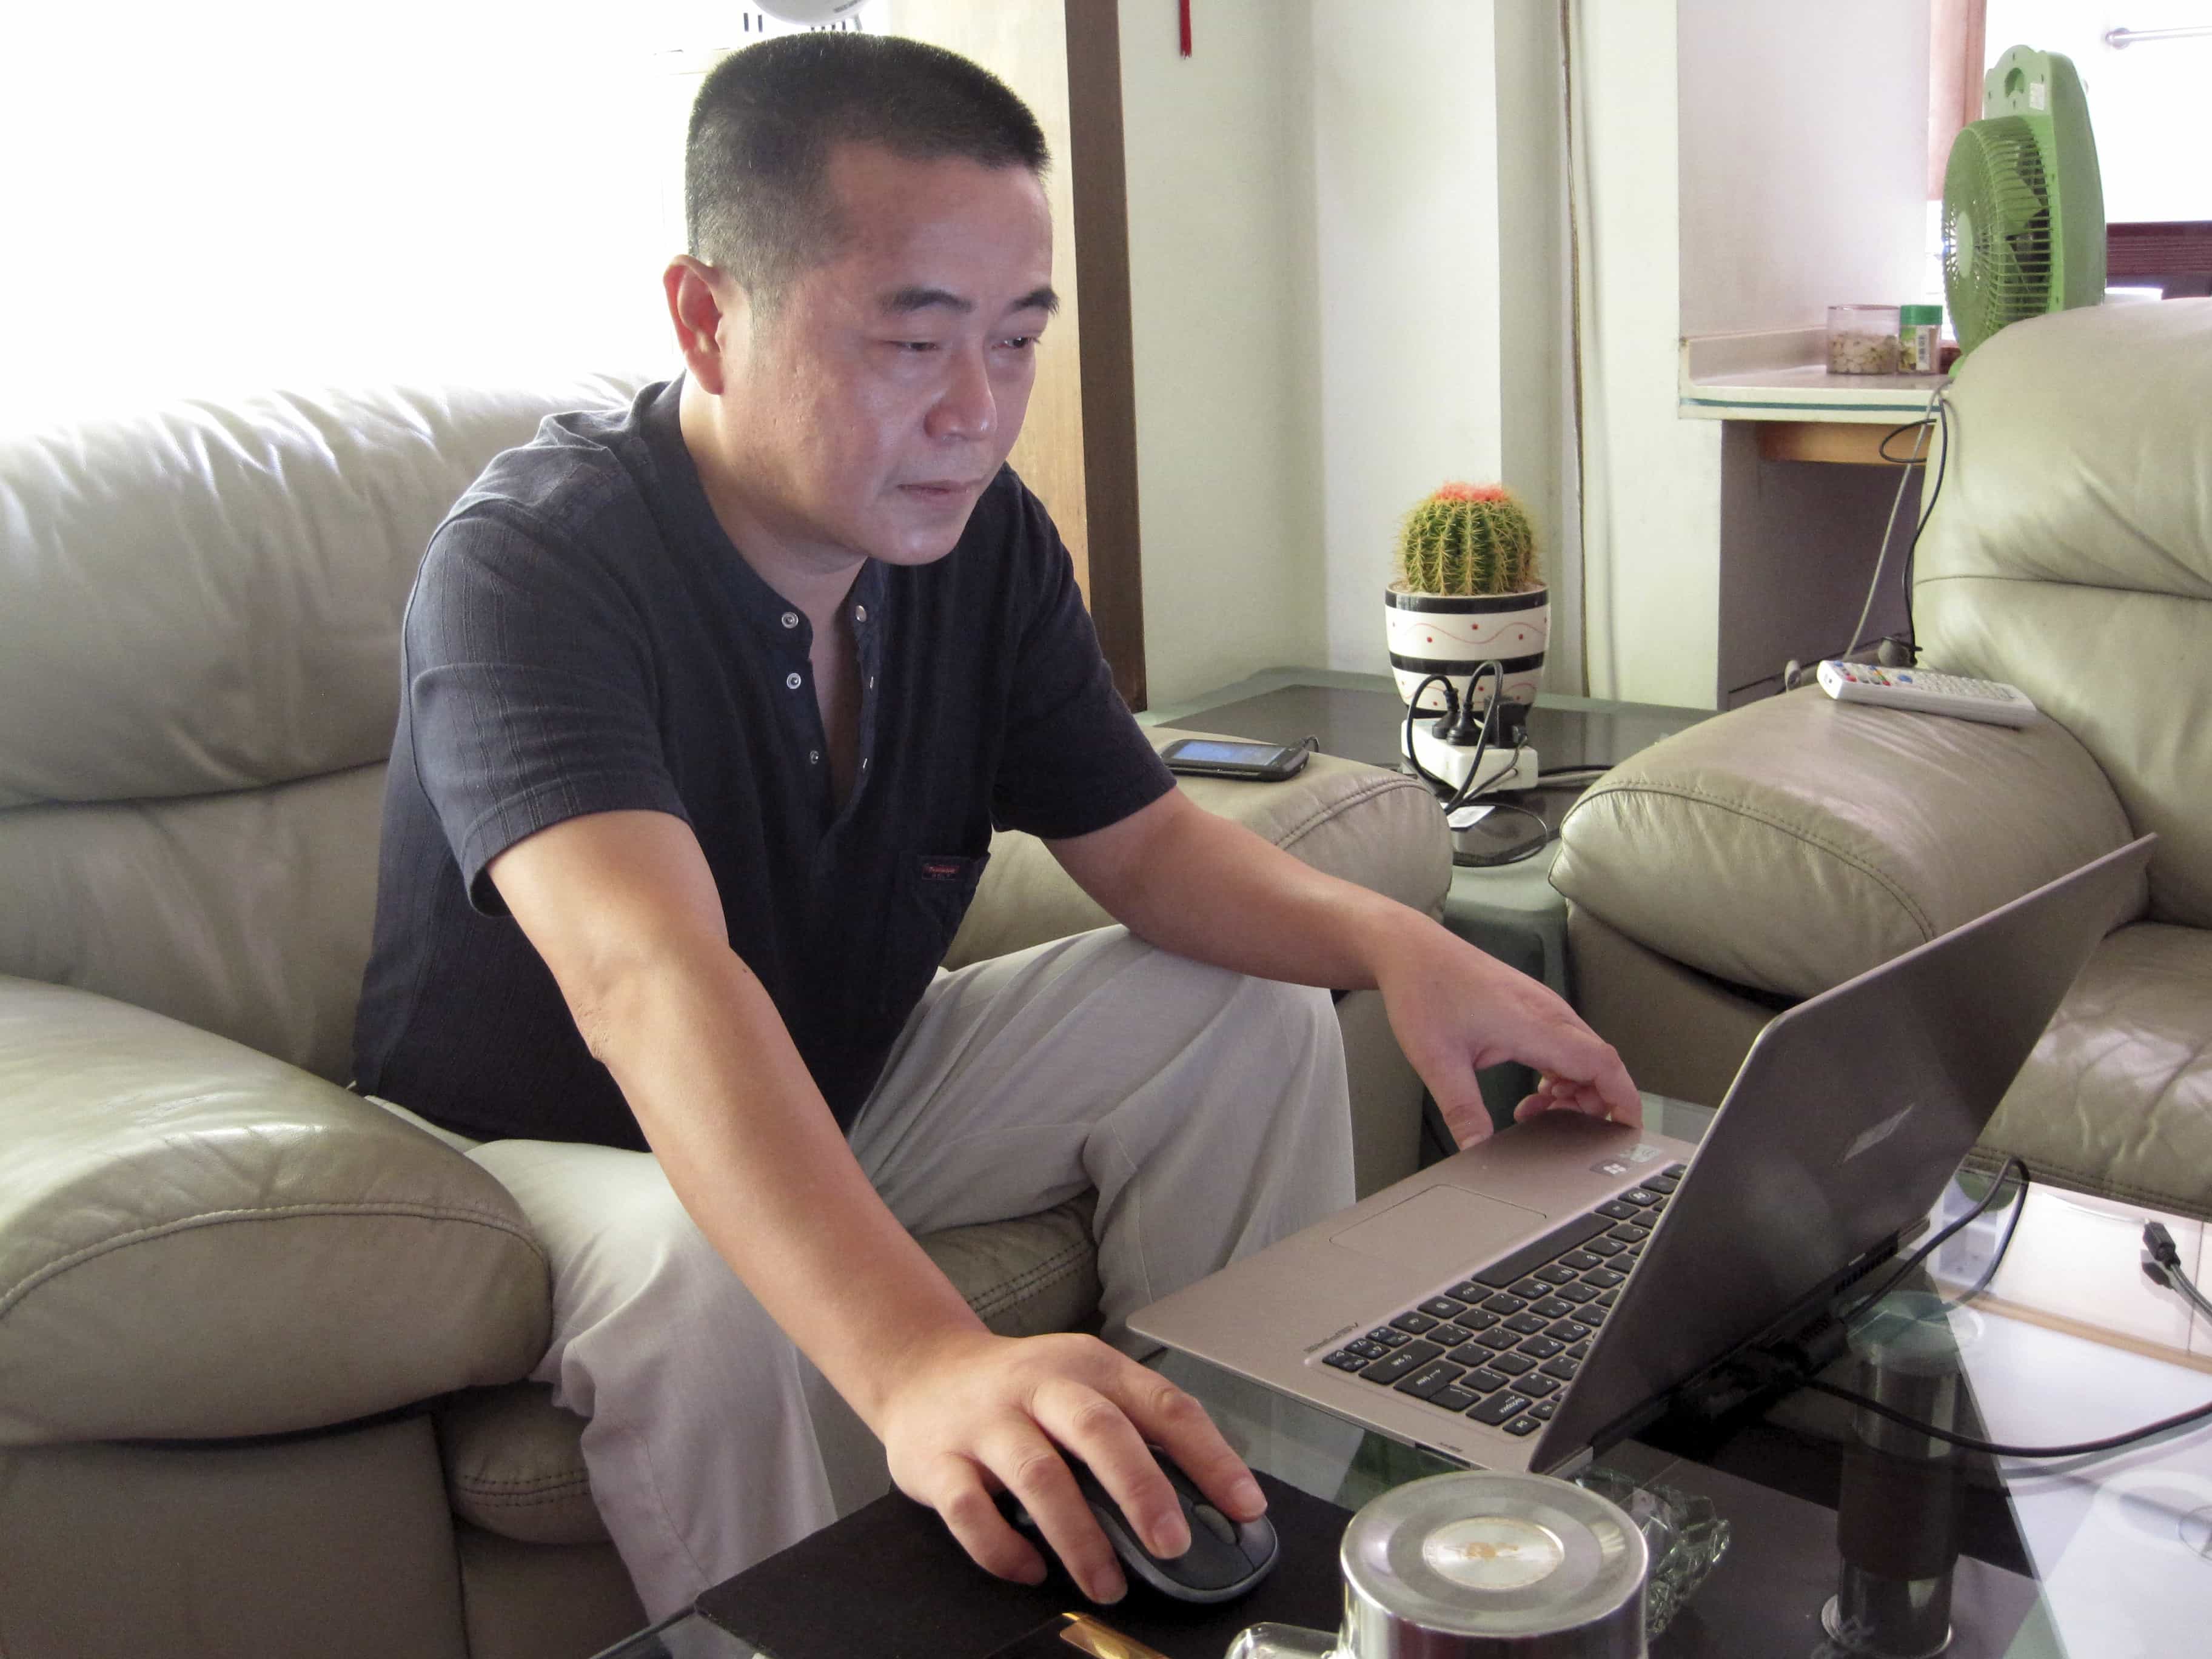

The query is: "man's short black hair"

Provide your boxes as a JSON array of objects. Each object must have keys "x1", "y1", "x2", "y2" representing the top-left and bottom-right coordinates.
[{"x1": 685, "y1": 32, "x2": 1050, "y2": 310}]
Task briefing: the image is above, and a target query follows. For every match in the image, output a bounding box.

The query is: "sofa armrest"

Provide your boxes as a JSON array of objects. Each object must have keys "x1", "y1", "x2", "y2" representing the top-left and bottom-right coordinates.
[
  {"x1": 0, "y1": 976, "x2": 550, "y2": 1444},
  {"x1": 945, "y1": 729, "x2": 1452, "y2": 968},
  {"x1": 1550, "y1": 687, "x2": 2142, "y2": 999}
]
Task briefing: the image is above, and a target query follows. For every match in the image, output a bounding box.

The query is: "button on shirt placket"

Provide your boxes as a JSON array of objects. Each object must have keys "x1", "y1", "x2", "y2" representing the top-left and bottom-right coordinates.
[{"x1": 851, "y1": 597, "x2": 877, "y2": 800}]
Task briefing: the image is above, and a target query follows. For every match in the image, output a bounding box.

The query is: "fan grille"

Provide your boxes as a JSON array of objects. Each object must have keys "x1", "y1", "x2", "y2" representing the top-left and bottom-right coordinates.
[{"x1": 1943, "y1": 115, "x2": 2055, "y2": 350}]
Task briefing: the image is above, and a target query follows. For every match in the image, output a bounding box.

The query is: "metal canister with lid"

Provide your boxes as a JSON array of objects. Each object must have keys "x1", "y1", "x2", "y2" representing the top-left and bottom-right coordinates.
[{"x1": 1230, "y1": 1471, "x2": 1649, "y2": 1659}]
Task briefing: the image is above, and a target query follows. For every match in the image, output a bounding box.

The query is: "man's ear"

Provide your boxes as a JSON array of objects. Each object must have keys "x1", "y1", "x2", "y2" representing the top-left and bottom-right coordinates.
[{"x1": 663, "y1": 256, "x2": 749, "y2": 395}]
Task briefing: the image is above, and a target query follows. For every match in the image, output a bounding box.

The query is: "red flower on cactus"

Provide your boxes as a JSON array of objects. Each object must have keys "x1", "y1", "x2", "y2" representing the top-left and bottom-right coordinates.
[{"x1": 1432, "y1": 482, "x2": 1510, "y2": 504}]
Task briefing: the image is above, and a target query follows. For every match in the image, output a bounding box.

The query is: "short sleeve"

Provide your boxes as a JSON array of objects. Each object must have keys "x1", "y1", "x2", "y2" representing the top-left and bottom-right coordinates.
[
  {"x1": 988, "y1": 484, "x2": 1174, "y2": 839},
  {"x1": 404, "y1": 505, "x2": 689, "y2": 912}
]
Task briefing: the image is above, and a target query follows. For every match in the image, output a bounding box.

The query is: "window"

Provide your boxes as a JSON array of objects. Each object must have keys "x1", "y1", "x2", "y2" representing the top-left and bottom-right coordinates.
[{"x1": 0, "y1": 2, "x2": 882, "y2": 426}]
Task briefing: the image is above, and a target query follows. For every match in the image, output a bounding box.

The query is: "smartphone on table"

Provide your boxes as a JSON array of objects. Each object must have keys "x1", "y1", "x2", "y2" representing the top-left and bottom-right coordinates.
[{"x1": 1158, "y1": 737, "x2": 1310, "y2": 782}]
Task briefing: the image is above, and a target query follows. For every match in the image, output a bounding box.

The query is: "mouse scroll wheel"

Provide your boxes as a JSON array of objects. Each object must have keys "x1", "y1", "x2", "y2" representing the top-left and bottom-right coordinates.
[{"x1": 1191, "y1": 1502, "x2": 1239, "y2": 1546}]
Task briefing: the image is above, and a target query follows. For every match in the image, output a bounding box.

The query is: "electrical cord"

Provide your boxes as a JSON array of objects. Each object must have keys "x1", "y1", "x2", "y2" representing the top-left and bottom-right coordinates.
[
  {"x1": 1401, "y1": 670, "x2": 1553, "y2": 864},
  {"x1": 1834, "y1": 1156, "x2": 2028, "y2": 1325},
  {"x1": 1840, "y1": 389, "x2": 1939, "y2": 659},
  {"x1": 1899, "y1": 392, "x2": 1952, "y2": 647},
  {"x1": 1781, "y1": 386, "x2": 1953, "y2": 691},
  {"x1": 2143, "y1": 1221, "x2": 2212, "y2": 1321},
  {"x1": 1775, "y1": 1171, "x2": 2212, "y2": 1461},
  {"x1": 1803, "y1": 1376, "x2": 2212, "y2": 1460}
]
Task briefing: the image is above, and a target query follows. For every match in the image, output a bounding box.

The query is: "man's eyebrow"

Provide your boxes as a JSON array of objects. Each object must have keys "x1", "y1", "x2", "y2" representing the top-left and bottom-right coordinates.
[
  {"x1": 882, "y1": 286, "x2": 975, "y2": 316},
  {"x1": 877, "y1": 285, "x2": 1061, "y2": 318}
]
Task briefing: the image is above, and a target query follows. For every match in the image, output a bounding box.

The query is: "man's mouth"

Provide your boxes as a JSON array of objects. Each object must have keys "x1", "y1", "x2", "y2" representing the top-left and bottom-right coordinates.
[{"x1": 899, "y1": 478, "x2": 984, "y2": 500}]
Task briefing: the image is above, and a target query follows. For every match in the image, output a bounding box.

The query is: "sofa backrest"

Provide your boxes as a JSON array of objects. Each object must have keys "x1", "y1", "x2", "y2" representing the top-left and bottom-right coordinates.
[
  {"x1": 1916, "y1": 299, "x2": 2212, "y2": 928},
  {"x1": 0, "y1": 377, "x2": 648, "y2": 1080}
]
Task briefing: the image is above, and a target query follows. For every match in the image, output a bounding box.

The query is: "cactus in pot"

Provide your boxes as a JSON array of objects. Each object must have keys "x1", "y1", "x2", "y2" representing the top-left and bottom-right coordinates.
[
  {"x1": 1384, "y1": 483, "x2": 1550, "y2": 709},
  {"x1": 1396, "y1": 483, "x2": 1541, "y2": 597}
]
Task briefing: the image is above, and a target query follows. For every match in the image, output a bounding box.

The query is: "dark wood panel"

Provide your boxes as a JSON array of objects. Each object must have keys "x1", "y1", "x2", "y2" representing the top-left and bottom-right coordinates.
[{"x1": 1063, "y1": 0, "x2": 1147, "y2": 709}]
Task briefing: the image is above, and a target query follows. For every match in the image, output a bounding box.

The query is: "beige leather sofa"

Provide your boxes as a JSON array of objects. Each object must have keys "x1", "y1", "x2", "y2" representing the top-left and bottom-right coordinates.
[
  {"x1": 0, "y1": 380, "x2": 1449, "y2": 1659},
  {"x1": 1552, "y1": 299, "x2": 2212, "y2": 1220}
]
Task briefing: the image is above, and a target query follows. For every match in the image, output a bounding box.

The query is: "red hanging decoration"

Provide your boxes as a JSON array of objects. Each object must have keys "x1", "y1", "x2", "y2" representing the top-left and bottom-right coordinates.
[{"x1": 1179, "y1": 0, "x2": 1191, "y2": 57}]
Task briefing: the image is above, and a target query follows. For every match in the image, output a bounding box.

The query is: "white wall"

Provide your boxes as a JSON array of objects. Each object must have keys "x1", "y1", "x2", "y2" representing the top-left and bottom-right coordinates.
[
  {"x1": 1120, "y1": 0, "x2": 1518, "y2": 706},
  {"x1": 1677, "y1": 1, "x2": 1932, "y2": 337},
  {"x1": 1309, "y1": 0, "x2": 1505, "y2": 683},
  {"x1": 1575, "y1": 0, "x2": 1722, "y2": 708},
  {"x1": 1118, "y1": 0, "x2": 1327, "y2": 706}
]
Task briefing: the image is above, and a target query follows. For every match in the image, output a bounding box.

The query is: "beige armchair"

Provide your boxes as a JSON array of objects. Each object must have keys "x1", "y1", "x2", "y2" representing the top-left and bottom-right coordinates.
[
  {"x1": 0, "y1": 380, "x2": 1449, "y2": 1659},
  {"x1": 1551, "y1": 300, "x2": 2212, "y2": 1221}
]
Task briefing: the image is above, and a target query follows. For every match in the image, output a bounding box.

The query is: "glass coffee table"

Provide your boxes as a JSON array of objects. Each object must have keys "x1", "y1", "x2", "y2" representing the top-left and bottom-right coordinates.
[{"x1": 597, "y1": 1104, "x2": 2212, "y2": 1658}]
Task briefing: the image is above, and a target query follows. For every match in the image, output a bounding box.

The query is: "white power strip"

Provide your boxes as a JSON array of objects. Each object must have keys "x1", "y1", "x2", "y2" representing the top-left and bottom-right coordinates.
[{"x1": 1401, "y1": 722, "x2": 1540, "y2": 795}]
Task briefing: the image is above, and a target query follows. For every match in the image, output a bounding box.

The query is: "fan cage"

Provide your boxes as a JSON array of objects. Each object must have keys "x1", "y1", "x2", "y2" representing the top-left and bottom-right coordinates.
[{"x1": 1943, "y1": 115, "x2": 2056, "y2": 345}]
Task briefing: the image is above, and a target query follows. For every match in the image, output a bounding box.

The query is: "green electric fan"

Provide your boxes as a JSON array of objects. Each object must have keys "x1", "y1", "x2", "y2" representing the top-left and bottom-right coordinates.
[{"x1": 1942, "y1": 45, "x2": 2106, "y2": 355}]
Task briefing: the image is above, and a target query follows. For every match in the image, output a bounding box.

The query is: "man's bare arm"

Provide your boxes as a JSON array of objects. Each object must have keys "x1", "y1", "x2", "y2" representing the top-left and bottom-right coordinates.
[
  {"x1": 486, "y1": 808, "x2": 1260, "y2": 1603},
  {"x1": 1045, "y1": 789, "x2": 1638, "y2": 1145}
]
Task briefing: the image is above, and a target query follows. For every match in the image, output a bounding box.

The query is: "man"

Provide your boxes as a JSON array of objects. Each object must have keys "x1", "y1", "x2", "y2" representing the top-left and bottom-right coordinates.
[{"x1": 354, "y1": 32, "x2": 1637, "y2": 1621}]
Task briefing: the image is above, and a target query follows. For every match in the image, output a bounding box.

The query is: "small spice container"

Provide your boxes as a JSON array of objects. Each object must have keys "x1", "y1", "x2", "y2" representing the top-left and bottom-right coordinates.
[
  {"x1": 1828, "y1": 305, "x2": 1900, "y2": 374},
  {"x1": 1899, "y1": 304, "x2": 1943, "y2": 372}
]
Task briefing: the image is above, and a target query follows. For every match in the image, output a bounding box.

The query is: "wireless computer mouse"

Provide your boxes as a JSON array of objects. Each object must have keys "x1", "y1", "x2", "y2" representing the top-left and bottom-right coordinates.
[{"x1": 1004, "y1": 1451, "x2": 1281, "y2": 1604}]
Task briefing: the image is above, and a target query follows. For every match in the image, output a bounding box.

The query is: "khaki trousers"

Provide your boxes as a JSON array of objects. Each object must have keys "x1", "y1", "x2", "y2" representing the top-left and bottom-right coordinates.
[{"x1": 387, "y1": 927, "x2": 1355, "y2": 1620}]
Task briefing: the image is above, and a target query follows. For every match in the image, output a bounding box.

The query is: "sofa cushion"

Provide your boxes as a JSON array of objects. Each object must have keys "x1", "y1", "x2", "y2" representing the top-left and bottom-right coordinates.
[
  {"x1": 1916, "y1": 300, "x2": 2212, "y2": 928},
  {"x1": 1550, "y1": 685, "x2": 2142, "y2": 999},
  {"x1": 947, "y1": 733, "x2": 1451, "y2": 969},
  {"x1": 1982, "y1": 922, "x2": 2212, "y2": 1217},
  {"x1": 438, "y1": 1195, "x2": 1099, "y2": 1545},
  {"x1": 0, "y1": 378, "x2": 648, "y2": 812},
  {"x1": 0, "y1": 765, "x2": 384, "y2": 1083},
  {"x1": 0, "y1": 979, "x2": 551, "y2": 1444}
]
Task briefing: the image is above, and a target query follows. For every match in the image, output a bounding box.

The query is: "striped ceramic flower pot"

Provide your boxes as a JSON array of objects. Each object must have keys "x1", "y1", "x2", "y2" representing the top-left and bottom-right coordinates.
[{"x1": 1385, "y1": 582, "x2": 1549, "y2": 712}]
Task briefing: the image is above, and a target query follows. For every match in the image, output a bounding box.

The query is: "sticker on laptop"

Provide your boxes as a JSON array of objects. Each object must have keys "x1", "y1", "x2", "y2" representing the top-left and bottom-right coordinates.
[{"x1": 1589, "y1": 1144, "x2": 1665, "y2": 1178}]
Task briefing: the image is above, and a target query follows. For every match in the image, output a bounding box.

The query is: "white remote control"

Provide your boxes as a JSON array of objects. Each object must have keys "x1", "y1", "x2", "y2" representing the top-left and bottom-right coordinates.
[{"x1": 1817, "y1": 660, "x2": 2039, "y2": 727}]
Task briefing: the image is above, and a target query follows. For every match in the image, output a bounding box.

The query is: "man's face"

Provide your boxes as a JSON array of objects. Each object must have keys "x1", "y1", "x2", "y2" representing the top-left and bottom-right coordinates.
[{"x1": 713, "y1": 142, "x2": 1055, "y2": 574}]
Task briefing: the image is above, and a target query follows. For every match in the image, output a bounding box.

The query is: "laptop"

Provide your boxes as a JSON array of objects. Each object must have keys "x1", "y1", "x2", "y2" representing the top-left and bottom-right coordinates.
[{"x1": 1131, "y1": 836, "x2": 2154, "y2": 1475}]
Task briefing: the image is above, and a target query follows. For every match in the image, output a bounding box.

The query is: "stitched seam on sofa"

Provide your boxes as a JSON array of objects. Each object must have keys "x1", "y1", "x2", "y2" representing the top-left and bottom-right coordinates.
[
  {"x1": 1980, "y1": 1148, "x2": 2185, "y2": 1215},
  {"x1": 1917, "y1": 571, "x2": 2212, "y2": 606},
  {"x1": 455, "y1": 1477, "x2": 592, "y2": 1504},
  {"x1": 969, "y1": 1243, "x2": 1087, "y2": 1319},
  {"x1": 1572, "y1": 783, "x2": 1937, "y2": 940},
  {"x1": 1274, "y1": 779, "x2": 1424, "y2": 858},
  {"x1": 0, "y1": 1202, "x2": 551, "y2": 1322},
  {"x1": 1269, "y1": 775, "x2": 1431, "y2": 855},
  {"x1": 458, "y1": 1486, "x2": 597, "y2": 1513},
  {"x1": 969, "y1": 1247, "x2": 1084, "y2": 1317}
]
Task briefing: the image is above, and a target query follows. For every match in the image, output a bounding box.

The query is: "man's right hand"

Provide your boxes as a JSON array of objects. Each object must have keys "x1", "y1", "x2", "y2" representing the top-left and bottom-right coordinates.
[{"x1": 869, "y1": 1328, "x2": 1265, "y2": 1604}]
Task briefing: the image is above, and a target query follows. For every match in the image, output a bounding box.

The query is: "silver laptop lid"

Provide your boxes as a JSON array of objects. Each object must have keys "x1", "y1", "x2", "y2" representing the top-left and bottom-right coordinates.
[{"x1": 1538, "y1": 834, "x2": 2154, "y2": 1462}]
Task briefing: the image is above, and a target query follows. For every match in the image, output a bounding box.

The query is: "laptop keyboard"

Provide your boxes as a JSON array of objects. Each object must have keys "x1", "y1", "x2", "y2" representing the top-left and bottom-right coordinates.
[{"x1": 1317, "y1": 1165, "x2": 1685, "y2": 1438}]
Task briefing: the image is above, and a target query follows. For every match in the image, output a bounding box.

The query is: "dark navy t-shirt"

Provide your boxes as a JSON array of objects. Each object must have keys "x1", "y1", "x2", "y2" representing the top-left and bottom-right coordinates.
[{"x1": 352, "y1": 379, "x2": 1173, "y2": 1150}]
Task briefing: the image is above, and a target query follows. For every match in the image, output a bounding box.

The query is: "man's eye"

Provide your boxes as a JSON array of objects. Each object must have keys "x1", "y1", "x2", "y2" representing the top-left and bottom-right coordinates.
[
  {"x1": 890, "y1": 340, "x2": 940, "y2": 354},
  {"x1": 999, "y1": 335, "x2": 1037, "y2": 351}
]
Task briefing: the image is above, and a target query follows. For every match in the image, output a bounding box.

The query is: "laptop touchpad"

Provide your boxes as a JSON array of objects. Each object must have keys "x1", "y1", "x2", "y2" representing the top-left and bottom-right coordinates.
[{"x1": 1332, "y1": 1187, "x2": 1545, "y2": 1282}]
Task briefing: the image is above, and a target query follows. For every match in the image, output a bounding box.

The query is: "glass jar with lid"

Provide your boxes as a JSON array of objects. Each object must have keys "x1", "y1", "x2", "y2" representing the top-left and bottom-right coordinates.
[{"x1": 1828, "y1": 305, "x2": 1900, "y2": 374}]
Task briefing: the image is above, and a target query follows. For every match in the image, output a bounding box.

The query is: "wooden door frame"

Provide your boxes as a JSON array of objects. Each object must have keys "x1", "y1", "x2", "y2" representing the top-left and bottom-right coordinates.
[{"x1": 1062, "y1": 0, "x2": 1148, "y2": 709}]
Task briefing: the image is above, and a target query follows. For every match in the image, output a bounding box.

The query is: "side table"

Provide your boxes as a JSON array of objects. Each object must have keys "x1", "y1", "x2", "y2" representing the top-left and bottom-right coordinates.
[{"x1": 1144, "y1": 669, "x2": 1709, "y2": 1133}]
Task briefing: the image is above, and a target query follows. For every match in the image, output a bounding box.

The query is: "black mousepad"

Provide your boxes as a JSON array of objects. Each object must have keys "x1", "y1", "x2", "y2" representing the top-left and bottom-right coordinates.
[{"x1": 695, "y1": 1467, "x2": 1350, "y2": 1659}]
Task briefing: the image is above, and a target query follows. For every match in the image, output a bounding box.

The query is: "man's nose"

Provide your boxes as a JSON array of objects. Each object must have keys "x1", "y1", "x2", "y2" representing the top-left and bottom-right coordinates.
[{"x1": 925, "y1": 344, "x2": 996, "y2": 443}]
